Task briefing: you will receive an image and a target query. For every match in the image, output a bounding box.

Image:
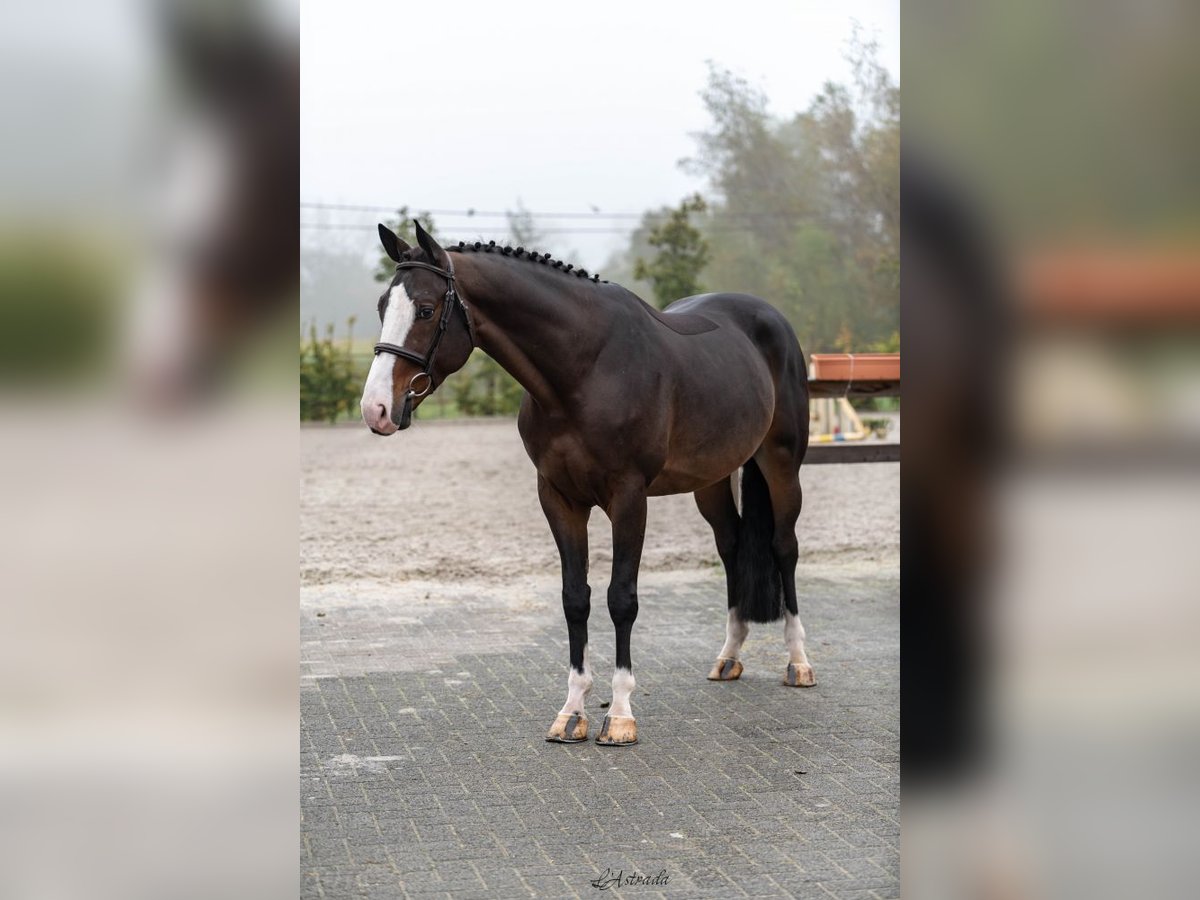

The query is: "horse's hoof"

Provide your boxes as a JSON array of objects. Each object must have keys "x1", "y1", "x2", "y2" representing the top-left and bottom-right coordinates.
[
  {"x1": 595, "y1": 715, "x2": 638, "y2": 746},
  {"x1": 545, "y1": 711, "x2": 589, "y2": 743},
  {"x1": 784, "y1": 663, "x2": 816, "y2": 687},
  {"x1": 706, "y1": 657, "x2": 744, "y2": 681}
]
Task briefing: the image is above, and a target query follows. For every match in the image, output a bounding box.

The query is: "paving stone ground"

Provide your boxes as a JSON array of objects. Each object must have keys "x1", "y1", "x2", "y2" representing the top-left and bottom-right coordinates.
[{"x1": 301, "y1": 561, "x2": 898, "y2": 899}]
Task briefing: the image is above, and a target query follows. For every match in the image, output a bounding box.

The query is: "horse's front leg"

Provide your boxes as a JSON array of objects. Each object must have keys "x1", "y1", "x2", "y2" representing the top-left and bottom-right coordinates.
[
  {"x1": 539, "y1": 476, "x2": 594, "y2": 743},
  {"x1": 596, "y1": 484, "x2": 647, "y2": 747}
]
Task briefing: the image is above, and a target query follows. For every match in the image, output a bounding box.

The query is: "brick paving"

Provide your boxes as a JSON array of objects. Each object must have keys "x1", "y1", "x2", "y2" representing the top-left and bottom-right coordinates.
[{"x1": 301, "y1": 563, "x2": 898, "y2": 899}]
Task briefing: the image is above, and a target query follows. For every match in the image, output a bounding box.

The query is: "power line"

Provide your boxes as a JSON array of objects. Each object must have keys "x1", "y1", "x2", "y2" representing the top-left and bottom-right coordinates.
[
  {"x1": 299, "y1": 222, "x2": 637, "y2": 235},
  {"x1": 300, "y1": 201, "x2": 649, "y2": 220},
  {"x1": 299, "y1": 222, "x2": 760, "y2": 236}
]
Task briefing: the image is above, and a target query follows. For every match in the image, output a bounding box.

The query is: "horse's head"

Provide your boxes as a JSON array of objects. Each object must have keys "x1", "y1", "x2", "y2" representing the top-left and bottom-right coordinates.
[{"x1": 361, "y1": 221, "x2": 474, "y2": 434}]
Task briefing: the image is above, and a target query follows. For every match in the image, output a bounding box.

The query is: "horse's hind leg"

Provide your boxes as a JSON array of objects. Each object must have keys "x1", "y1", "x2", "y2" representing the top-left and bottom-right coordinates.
[
  {"x1": 695, "y1": 477, "x2": 747, "y2": 681},
  {"x1": 756, "y1": 441, "x2": 816, "y2": 687},
  {"x1": 538, "y1": 475, "x2": 595, "y2": 743}
]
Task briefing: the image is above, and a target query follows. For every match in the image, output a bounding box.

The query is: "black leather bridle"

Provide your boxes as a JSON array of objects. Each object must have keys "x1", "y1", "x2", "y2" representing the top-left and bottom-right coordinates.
[{"x1": 374, "y1": 255, "x2": 476, "y2": 428}]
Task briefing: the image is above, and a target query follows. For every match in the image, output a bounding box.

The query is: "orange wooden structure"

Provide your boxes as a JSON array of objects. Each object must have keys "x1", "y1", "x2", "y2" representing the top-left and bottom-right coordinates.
[
  {"x1": 805, "y1": 353, "x2": 900, "y2": 464},
  {"x1": 808, "y1": 353, "x2": 900, "y2": 401},
  {"x1": 1019, "y1": 247, "x2": 1200, "y2": 328}
]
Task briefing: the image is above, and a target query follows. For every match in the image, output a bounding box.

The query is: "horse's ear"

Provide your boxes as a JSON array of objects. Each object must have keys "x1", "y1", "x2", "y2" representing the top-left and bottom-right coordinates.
[
  {"x1": 378, "y1": 223, "x2": 410, "y2": 262},
  {"x1": 413, "y1": 219, "x2": 449, "y2": 268}
]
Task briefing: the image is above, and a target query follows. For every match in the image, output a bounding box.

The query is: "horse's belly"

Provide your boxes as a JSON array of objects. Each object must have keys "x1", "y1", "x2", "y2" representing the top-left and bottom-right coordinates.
[
  {"x1": 646, "y1": 467, "x2": 729, "y2": 496},
  {"x1": 648, "y1": 402, "x2": 773, "y2": 497},
  {"x1": 647, "y1": 432, "x2": 764, "y2": 495},
  {"x1": 645, "y1": 344, "x2": 775, "y2": 496}
]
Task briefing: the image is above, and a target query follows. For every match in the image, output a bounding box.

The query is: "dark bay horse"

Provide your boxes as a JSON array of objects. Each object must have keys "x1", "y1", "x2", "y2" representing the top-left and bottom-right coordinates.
[{"x1": 361, "y1": 222, "x2": 814, "y2": 746}]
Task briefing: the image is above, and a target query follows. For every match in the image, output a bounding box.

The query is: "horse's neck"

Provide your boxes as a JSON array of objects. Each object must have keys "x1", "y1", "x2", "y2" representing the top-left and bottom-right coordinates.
[{"x1": 456, "y1": 254, "x2": 607, "y2": 413}]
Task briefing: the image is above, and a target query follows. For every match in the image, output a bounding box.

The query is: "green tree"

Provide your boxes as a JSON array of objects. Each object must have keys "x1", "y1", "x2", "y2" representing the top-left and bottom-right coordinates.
[
  {"x1": 300, "y1": 317, "x2": 360, "y2": 423},
  {"x1": 633, "y1": 194, "x2": 710, "y2": 308},
  {"x1": 670, "y1": 31, "x2": 898, "y2": 351}
]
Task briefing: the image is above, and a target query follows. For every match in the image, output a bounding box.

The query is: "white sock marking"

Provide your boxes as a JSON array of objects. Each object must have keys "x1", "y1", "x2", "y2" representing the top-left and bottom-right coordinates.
[
  {"x1": 558, "y1": 646, "x2": 593, "y2": 716},
  {"x1": 784, "y1": 610, "x2": 811, "y2": 666},
  {"x1": 609, "y1": 667, "x2": 636, "y2": 718},
  {"x1": 717, "y1": 608, "x2": 750, "y2": 660}
]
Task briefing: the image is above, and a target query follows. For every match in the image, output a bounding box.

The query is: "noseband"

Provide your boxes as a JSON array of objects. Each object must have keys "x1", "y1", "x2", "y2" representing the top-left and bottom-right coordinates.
[{"x1": 373, "y1": 255, "x2": 477, "y2": 390}]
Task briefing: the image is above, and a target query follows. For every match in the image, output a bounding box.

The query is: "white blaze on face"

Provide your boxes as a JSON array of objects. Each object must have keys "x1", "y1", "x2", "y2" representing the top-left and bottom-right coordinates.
[{"x1": 360, "y1": 283, "x2": 416, "y2": 428}]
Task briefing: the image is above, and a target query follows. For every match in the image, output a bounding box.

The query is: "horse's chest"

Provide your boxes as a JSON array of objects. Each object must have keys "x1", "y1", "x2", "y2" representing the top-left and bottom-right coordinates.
[{"x1": 518, "y1": 410, "x2": 656, "y2": 504}]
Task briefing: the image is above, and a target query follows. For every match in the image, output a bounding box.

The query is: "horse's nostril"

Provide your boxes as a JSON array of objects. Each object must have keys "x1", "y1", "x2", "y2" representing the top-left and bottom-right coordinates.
[{"x1": 376, "y1": 404, "x2": 387, "y2": 422}]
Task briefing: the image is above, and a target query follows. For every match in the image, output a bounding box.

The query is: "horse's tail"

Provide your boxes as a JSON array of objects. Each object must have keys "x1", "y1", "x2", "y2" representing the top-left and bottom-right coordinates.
[{"x1": 734, "y1": 458, "x2": 783, "y2": 623}]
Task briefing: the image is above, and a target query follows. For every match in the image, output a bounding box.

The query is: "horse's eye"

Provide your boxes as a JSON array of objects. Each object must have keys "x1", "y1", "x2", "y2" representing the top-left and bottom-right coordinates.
[{"x1": 417, "y1": 306, "x2": 435, "y2": 320}]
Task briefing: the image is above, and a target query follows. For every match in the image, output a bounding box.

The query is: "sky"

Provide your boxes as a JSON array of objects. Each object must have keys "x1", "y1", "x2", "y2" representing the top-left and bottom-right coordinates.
[{"x1": 301, "y1": 0, "x2": 899, "y2": 270}]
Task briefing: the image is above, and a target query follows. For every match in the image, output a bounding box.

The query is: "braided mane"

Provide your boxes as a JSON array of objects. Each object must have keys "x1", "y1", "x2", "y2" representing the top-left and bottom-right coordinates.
[{"x1": 446, "y1": 239, "x2": 607, "y2": 283}]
